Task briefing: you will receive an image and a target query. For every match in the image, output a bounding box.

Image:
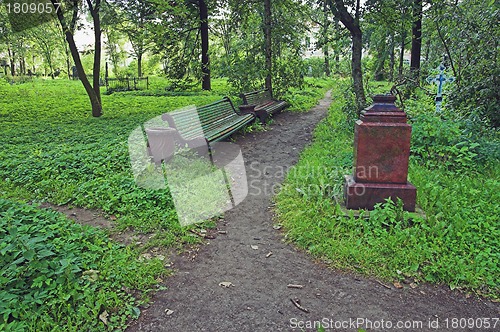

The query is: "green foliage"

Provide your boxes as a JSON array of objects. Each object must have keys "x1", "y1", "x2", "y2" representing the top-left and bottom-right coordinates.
[
  {"x1": 427, "y1": 0, "x2": 500, "y2": 127},
  {"x1": 275, "y1": 80, "x2": 500, "y2": 298},
  {"x1": 0, "y1": 199, "x2": 165, "y2": 331},
  {"x1": 411, "y1": 114, "x2": 480, "y2": 171},
  {"x1": 340, "y1": 81, "x2": 358, "y2": 127},
  {"x1": 223, "y1": 0, "x2": 309, "y2": 95},
  {"x1": 407, "y1": 93, "x2": 500, "y2": 171},
  {"x1": 303, "y1": 57, "x2": 326, "y2": 78}
]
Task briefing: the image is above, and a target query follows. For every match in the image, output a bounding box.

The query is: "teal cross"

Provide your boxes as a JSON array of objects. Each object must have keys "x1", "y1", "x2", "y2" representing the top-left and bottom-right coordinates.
[{"x1": 426, "y1": 63, "x2": 455, "y2": 113}]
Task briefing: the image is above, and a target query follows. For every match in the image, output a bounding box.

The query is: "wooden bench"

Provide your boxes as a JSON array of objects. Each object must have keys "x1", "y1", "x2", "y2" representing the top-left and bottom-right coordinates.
[
  {"x1": 240, "y1": 89, "x2": 288, "y2": 122},
  {"x1": 161, "y1": 97, "x2": 255, "y2": 149}
]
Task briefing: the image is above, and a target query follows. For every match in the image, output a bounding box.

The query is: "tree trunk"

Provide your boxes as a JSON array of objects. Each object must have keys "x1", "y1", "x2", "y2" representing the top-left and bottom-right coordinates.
[
  {"x1": 389, "y1": 33, "x2": 395, "y2": 81},
  {"x1": 329, "y1": 0, "x2": 366, "y2": 110},
  {"x1": 398, "y1": 30, "x2": 406, "y2": 78},
  {"x1": 7, "y1": 46, "x2": 15, "y2": 76},
  {"x1": 138, "y1": 51, "x2": 143, "y2": 78},
  {"x1": 263, "y1": 0, "x2": 273, "y2": 96},
  {"x1": 423, "y1": 37, "x2": 430, "y2": 76},
  {"x1": 352, "y1": 30, "x2": 366, "y2": 109},
  {"x1": 47, "y1": 52, "x2": 54, "y2": 79},
  {"x1": 66, "y1": 53, "x2": 71, "y2": 80},
  {"x1": 89, "y1": 0, "x2": 102, "y2": 105},
  {"x1": 199, "y1": 0, "x2": 211, "y2": 90},
  {"x1": 324, "y1": 47, "x2": 331, "y2": 77},
  {"x1": 52, "y1": 0, "x2": 102, "y2": 117},
  {"x1": 410, "y1": 0, "x2": 422, "y2": 83},
  {"x1": 19, "y1": 58, "x2": 25, "y2": 75},
  {"x1": 374, "y1": 34, "x2": 388, "y2": 81},
  {"x1": 323, "y1": 0, "x2": 331, "y2": 77}
]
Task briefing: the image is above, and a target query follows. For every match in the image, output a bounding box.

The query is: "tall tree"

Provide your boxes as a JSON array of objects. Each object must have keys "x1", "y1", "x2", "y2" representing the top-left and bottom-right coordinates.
[
  {"x1": 263, "y1": 0, "x2": 273, "y2": 95},
  {"x1": 107, "y1": 0, "x2": 156, "y2": 78},
  {"x1": 51, "y1": 0, "x2": 102, "y2": 117},
  {"x1": 199, "y1": 0, "x2": 211, "y2": 90},
  {"x1": 409, "y1": 0, "x2": 422, "y2": 82},
  {"x1": 310, "y1": 0, "x2": 335, "y2": 76},
  {"x1": 328, "y1": 0, "x2": 366, "y2": 110},
  {"x1": 28, "y1": 22, "x2": 63, "y2": 78},
  {"x1": 322, "y1": 0, "x2": 331, "y2": 76}
]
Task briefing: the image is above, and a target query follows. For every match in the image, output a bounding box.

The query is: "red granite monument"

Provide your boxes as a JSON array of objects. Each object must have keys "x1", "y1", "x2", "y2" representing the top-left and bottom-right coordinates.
[{"x1": 344, "y1": 94, "x2": 417, "y2": 211}]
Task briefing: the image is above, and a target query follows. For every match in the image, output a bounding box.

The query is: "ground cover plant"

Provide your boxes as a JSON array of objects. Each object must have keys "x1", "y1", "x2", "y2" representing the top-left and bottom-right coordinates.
[
  {"x1": 0, "y1": 76, "x2": 333, "y2": 330},
  {"x1": 0, "y1": 199, "x2": 165, "y2": 331},
  {"x1": 275, "y1": 78, "x2": 500, "y2": 298}
]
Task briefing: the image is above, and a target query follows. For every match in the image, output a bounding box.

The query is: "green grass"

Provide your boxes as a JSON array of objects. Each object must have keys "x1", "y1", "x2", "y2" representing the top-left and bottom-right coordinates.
[
  {"x1": 0, "y1": 77, "x2": 332, "y2": 231},
  {"x1": 275, "y1": 79, "x2": 499, "y2": 298}
]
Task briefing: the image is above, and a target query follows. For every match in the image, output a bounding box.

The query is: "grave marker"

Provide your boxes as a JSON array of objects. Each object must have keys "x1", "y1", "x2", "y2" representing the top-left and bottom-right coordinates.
[{"x1": 426, "y1": 62, "x2": 455, "y2": 113}]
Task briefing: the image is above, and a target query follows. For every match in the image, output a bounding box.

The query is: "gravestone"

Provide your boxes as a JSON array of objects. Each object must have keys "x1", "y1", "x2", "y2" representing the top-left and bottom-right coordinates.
[
  {"x1": 344, "y1": 95, "x2": 417, "y2": 211},
  {"x1": 71, "y1": 66, "x2": 78, "y2": 80},
  {"x1": 1, "y1": 59, "x2": 8, "y2": 75}
]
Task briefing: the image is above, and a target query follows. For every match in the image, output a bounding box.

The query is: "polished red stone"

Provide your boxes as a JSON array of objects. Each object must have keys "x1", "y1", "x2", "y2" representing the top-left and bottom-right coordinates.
[
  {"x1": 344, "y1": 175, "x2": 417, "y2": 211},
  {"x1": 353, "y1": 121, "x2": 411, "y2": 184},
  {"x1": 344, "y1": 95, "x2": 417, "y2": 212}
]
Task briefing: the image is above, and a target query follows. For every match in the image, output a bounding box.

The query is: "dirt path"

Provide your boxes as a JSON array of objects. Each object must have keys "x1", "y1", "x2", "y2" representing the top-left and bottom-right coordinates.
[{"x1": 128, "y1": 91, "x2": 498, "y2": 332}]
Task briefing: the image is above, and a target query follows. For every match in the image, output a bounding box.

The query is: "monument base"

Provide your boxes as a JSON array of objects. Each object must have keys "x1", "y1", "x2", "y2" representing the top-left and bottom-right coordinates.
[{"x1": 344, "y1": 175, "x2": 417, "y2": 212}]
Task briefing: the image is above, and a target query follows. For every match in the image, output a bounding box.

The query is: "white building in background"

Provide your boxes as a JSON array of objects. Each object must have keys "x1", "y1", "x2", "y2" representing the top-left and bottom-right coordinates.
[{"x1": 303, "y1": 22, "x2": 323, "y2": 59}]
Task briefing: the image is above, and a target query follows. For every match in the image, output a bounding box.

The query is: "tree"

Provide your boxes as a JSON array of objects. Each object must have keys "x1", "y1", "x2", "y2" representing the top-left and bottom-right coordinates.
[
  {"x1": 107, "y1": 0, "x2": 156, "y2": 78},
  {"x1": 310, "y1": 0, "x2": 336, "y2": 76},
  {"x1": 428, "y1": 0, "x2": 499, "y2": 126},
  {"x1": 199, "y1": 0, "x2": 211, "y2": 90},
  {"x1": 321, "y1": 0, "x2": 331, "y2": 76},
  {"x1": 51, "y1": 0, "x2": 102, "y2": 117},
  {"x1": 263, "y1": 0, "x2": 272, "y2": 95},
  {"x1": 328, "y1": 0, "x2": 366, "y2": 110},
  {"x1": 27, "y1": 23, "x2": 63, "y2": 78},
  {"x1": 409, "y1": 0, "x2": 422, "y2": 82}
]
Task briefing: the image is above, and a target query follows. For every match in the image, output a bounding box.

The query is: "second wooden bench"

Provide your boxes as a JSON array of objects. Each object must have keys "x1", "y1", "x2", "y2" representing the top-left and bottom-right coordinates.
[{"x1": 240, "y1": 88, "x2": 288, "y2": 122}]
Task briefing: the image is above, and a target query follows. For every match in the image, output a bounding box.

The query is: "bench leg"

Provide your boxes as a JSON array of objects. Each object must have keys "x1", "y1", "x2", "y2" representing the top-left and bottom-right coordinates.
[
  {"x1": 208, "y1": 142, "x2": 236, "y2": 208},
  {"x1": 255, "y1": 109, "x2": 268, "y2": 124}
]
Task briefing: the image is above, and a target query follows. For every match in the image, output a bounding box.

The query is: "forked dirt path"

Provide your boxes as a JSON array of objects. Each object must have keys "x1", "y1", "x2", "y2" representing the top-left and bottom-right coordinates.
[{"x1": 128, "y1": 91, "x2": 499, "y2": 331}]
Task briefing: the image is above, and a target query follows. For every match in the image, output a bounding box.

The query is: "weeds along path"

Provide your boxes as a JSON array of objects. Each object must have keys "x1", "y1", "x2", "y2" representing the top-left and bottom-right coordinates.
[{"x1": 128, "y1": 90, "x2": 498, "y2": 331}]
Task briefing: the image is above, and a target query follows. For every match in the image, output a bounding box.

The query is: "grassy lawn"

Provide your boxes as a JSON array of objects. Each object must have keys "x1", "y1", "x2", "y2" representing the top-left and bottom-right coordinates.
[
  {"x1": 0, "y1": 76, "x2": 335, "y2": 330},
  {"x1": 275, "y1": 78, "x2": 499, "y2": 299}
]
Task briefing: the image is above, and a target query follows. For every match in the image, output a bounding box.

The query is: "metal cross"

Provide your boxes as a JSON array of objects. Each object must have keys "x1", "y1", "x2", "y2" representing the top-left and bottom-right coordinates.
[{"x1": 426, "y1": 62, "x2": 455, "y2": 113}]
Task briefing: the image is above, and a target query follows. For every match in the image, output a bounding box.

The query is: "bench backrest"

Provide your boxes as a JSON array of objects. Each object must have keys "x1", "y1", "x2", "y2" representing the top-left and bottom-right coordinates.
[
  {"x1": 162, "y1": 97, "x2": 238, "y2": 138},
  {"x1": 241, "y1": 89, "x2": 272, "y2": 106}
]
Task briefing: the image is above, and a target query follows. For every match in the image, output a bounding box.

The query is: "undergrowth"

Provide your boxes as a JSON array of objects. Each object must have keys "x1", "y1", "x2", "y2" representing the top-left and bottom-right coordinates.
[{"x1": 0, "y1": 199, "x2": 165, "y2": 331}]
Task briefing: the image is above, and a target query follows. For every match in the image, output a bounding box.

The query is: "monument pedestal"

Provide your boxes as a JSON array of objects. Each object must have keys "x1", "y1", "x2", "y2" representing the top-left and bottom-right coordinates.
[
  {"x1": 344, "y1": 95, "x2": 417, "y2": 212},
  {"x1": 344, "y1": 175, "x2": 416, "y2": 211}
]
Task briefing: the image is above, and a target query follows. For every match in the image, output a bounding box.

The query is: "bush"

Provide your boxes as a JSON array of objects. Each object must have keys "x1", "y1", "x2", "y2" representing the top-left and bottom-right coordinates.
[{"x1": 410, "y1": 113, "x2": 500, "y2": 171}]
